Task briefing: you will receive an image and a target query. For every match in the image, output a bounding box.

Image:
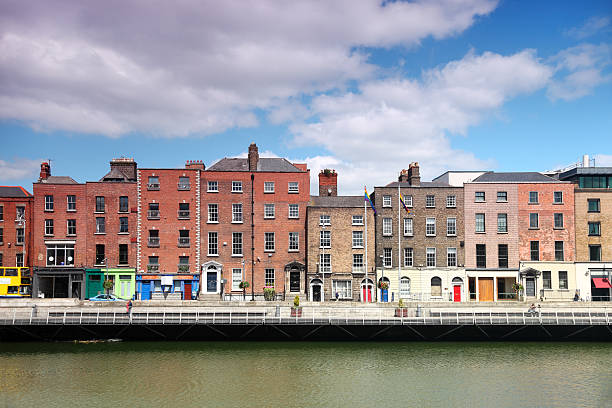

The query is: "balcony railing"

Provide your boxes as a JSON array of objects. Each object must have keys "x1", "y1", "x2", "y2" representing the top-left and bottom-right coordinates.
[
  {"x1": 178, "y1": 210, "x2": 190, "y2": 219},
  {"x1": 177, "y1": 183, "x2": 191, "y2": 191},
  {"x1": 147, "y1": 210, "x2": 160, "y2": 219},
  {"x1": 147, "y1": 183, "x2": 160, "y2": 191},
  {"x1": 178, "y1": 264, "x2": 190, "y2": 272},
  {"x1": 148, "y1": 237, "x2": 160, "y2": 247},
  {"x1": 147, "y1": 264, "x2": 159, "y2": 272},
  {"x1": 178, "y1": 237, "x2": 190, "y2": 247}
]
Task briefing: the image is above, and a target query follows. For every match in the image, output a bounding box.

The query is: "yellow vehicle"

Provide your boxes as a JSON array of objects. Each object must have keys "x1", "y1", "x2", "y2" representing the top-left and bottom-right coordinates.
[{"x1": 0, "y1": 267, "x2": 32, "y2": 298}]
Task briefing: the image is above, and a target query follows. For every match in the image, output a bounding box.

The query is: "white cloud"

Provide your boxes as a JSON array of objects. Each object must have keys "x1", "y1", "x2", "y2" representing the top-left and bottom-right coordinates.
[
  {"x1": 565, "y1": 16, "x2": 610, "y2": 40},
  {"x1": 0, "y1": 0, "x2": 498, "y2": 137},
  {"x1": 0, "y1": 157, "x2": 42, "y2": 182}
]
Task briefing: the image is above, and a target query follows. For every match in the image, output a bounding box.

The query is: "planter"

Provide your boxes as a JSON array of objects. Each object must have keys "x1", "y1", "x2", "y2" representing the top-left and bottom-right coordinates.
[
  {"x1": 290, "y1": 307, "x2": 302, "y2": 317},
  {"x1": 263, "y1": 288, "x2": 276, "y2": 301},
  {"x1": 395, "y1": 308, "x2": 408, "y2": 317}
]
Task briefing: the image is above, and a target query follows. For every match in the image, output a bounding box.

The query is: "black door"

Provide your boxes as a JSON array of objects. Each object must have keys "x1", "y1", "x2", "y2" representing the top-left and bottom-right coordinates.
[
  {"x1": 312, "y1": 285, "x2": 321, "y2": 302},
  {"x1": 290, "y1": 272, "x2": 300, "y2": 292},
  {"x1": 525, "y1": 278, "x2": 535, "y2": 297}
]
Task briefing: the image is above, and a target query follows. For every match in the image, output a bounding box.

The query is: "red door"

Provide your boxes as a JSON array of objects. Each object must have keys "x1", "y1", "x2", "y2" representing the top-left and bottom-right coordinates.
[
  {"x1": 362, "y1": 286, "x2": 372, "y2": 302},
  {"x1": 184, "y1": 283, "x2": 192, "y2": 300},
  {"x1": 453, "y1": 285, "x2": 461, "y2": 302}
]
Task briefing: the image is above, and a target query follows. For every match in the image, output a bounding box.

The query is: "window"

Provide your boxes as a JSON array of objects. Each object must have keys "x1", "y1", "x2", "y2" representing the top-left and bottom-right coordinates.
[
  {"x1": 383, "y1": 195, "x2": 391, "y2": 207},
  {"x1": 403, "y1": 195, "x2": 413, "y2": 207},
  {"x1": 543, "y1": 271, "x2": 551, "y2": 289},
  {"x1": 497, "y1": 191, "x2": 507, "y2": 202},
  {"x1": 447, "y1": 217, "x2": 456, "y2": 236},
  {"x1": 383, "y1": 248, "x2": 392, "y2": 267},
  {"x1": 148, "y1": 256, "x2": 159, "y2": 272},
  {"x1": 67, "y1": 219, "x2": 76, "y2": 236},
  {"x1": 529, "y1": 191, "x2": 538, "y2": 204},
  {"x1": 404, "y1": 248, "x2": 413, "y2": 267},
  {"x1": 148, "y1": 203, "x2": 160, "y2": 219},
  {"x1": 579, "y1": 176, "x2": 610, "y2": 188},
  {"x1": 352, "y1": 231, "x2": 364, "y2": 248},
  {"x1": 232, "y1": 203, "x2": 243, "y2": 222},
  {"x1": 178, "y1": 256, "x2": 190, "y2": 272},
  {"x1": 289, "y1": 232, "x2": 299, "y2": 251},
  {"x1": 265, "y1": 232, "x2": 275, "y2": 251},
  {"x1": 553, "y1": 191, "x2": 563, "y2": 204},
  {"x1": 0, "y1": 205, "x2": 3, "y2": 221},
  {"x1": 232, "y1": 268, "x2": 242, "y2": 291},
  {"x1": 264, "y1": 203, "x2": 275, "y2": 219},
  {"x1": 0, "y1": 228, "x2": 3, "y2": 244},
  {"x1": 232, "y1": 181, "x2": 242, "y2": 193},
  {"x1": 319, "y1": 215, "x2": 331, "y2": 226},
  {"x1": 446, "y1": 195, "x2": 456, "y2": 208},
  {"x1": 588, "y1": 199, "x2": 600, "y2": 213},
  {"x1": 264, "y1": 182, "x2": 275, "y2": 193},
  {"x1": 588, "y1": 222, "x2": 601, "y2": 236},
  {"x1": 332, "y1": 280, "x2": 351, "y2": 299},
  {"x1": 45, "y1": 195, "x2": 54, "y2": 211},
  {"x1": 530, "y1": 241, "x2": 539, "y2": 261},
  {"x1": 320, "y1": 230, "x2": 331, "y2": 248},
  {"x1": 288, "y1": 182, "x2": 299, "y2": 193},
  {"x1": 475, "y1": 213, "x2": 485, "y2": 233},
  {"x1": 554, "y1": 213, "x2": 564, "y2": 229},
  {"x1": 476, "y1": 244, "x2": 486, "y2": 268},
  {"x1": 447, "y1": 248, "x2": 457, "y2": 267},
  {"x1": 16, "y1": 206, "x2": 25, "y2": 220},
  {"x1": 208, "y1": 232, "x2": 218, "y2": 255},
  {"x1": 119, "y1": 244, "x2": 128, "y2": 265},
  {"x1": 207, "y1": 181, "x2": 218, "y2": 192},
  {"x1": 426, "y1": 195, "x2": 435, "y2": 208},
  {"x1": 178, "y1": 230, "x2": 190, "y2": 247},
  {"x1": 497, "y1": 213, "x2": 507, "y2": 233},
  {"x1": 352, "y1": 254, "x2": 364, "y2": 273},
  {"x1": 320, "y1": 253, "x2": 331, "y2": 272},
  {"x1": 16, "y1": 228, "x2": 24, "y2": 244},
  {"x1": 16, "y1": 253, "x2": 24, "y2": 267},
  {"x1": 383, "y1": 218, "x2": 392, "y2": 236},
  {"x1": 148, "y1": 230, "x2": 159, "y2": 247},
  {"x1": 119, "y1": 217, "x2": 128, "y2": 233},
  {"x1": 46, "y1": 244, "x2": 74, "y2": 266},
  {"x1": 404, "y1": 218, "x2": 413, "y2": 236},
  {"x1": 265, "y1": 268, "x2": 275, "y2": 287},
  {"x1": 178, "y1": 177, "x2": 191, "y2": 190},
  {"x1": 498, "y1": 244, "x2": 508, "y2": 268},
  {"x1": 119, "y1": 196, "x2": 129, "y2": 212},
  {"x1": 208, "y1": 204, "x2": 218, "y2": 223},
  {"x1": 288, "y1": 204, "x2": 299, "y2": 219},
  {"x1": 426, "y1": 218, "x2": 436, "y2": 236},
  {"x1": 529, "y1": 213, "x2": 539, "y2": 229},
  {"x1": 95, "y1": 196, "x2": 105, "y2": 213},
  {"x1": 559, "y1": 271, "x2": 568, "y2": 290},
  {"x1": 426, "y1": 247, "x2": 436, "y2": 267},
  {"x1": 400, "y1": 276, "x2": 410, "y2": 299},
  {"x1": 232, "y1": 232, "x2": 243, "y2": 256},
  {"x1": 148, "y1": 176, "x2": 160, "y2": 190},
  {"x1": 475, "y1": 192, "x2": 485, "y2": 202},
  {"x1": 590, "y1": 245, "x2": 601, "y2": 261},
  {"x1": 67, "y1": 195, "x2": 76, "y2": 211},
  {"x1": 431, "y1": 277, "x2": 442, "y2": 297},
  {"x1": 95, "y1": 244, "x2": 105, "y2": 265},
  {"x1": 45, "y1": 219, "x2": 54, "y2": 235},
  {"x1": 96, "y1": 217, "x2": 106, "y2": 234},
  {"x1": 178, "y1": 203, "x2": 190, "y2": 219},
  {"x1": 352, "y1": 215, "x2": 364, "y2": 225},
  {"x1": 555, "y1": 241, "x2": 564, "y2": 261}
]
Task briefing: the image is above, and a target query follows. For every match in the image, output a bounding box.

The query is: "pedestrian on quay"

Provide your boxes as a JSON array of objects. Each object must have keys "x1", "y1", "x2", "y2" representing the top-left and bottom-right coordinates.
[{"x1": 126, "y1": 299, "x2": 133, "y2": 321}]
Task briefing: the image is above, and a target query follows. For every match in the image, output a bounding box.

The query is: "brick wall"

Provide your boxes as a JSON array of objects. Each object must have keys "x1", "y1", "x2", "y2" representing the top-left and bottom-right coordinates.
[
  {"x1": 0, "y1": 196, "x2": 33, "y2": 266},
  {"x1": 575, "y1": 189, "x2": 612, "y2": 261}
]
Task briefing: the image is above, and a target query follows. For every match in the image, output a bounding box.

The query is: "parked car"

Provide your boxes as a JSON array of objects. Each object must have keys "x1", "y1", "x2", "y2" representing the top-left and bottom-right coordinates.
[{"x1": 88, "y1": 294, "x2": 119, "y2": 301}]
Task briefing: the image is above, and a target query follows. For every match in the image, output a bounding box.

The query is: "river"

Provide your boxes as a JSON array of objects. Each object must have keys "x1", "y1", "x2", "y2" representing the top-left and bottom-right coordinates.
[{"x1": 1, "y1": 342, "x2": 611, "y2": 407}]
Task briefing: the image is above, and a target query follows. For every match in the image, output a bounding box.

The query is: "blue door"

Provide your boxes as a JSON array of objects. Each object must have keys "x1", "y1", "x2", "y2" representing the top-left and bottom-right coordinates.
[
  {"x1": 207, "y1": 272, "x2": 217, "y2": 292},
  {"x1": 381, "y1": 289, "x2": 388, "y2": 302},
  {"x1": 140, "y1": 281, "x2": 151, "y2": 300}
]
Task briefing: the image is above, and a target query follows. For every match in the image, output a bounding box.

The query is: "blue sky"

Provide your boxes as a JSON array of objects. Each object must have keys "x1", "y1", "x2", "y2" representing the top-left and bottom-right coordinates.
[{"x1": 1, "y1": 0, "x2": 610, "y2": 194}]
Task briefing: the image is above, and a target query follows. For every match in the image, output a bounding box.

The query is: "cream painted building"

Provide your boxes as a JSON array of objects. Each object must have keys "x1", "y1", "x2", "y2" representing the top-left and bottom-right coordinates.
[{"x1": 519, "y1": 261, "x2": 576, "y2": 301}]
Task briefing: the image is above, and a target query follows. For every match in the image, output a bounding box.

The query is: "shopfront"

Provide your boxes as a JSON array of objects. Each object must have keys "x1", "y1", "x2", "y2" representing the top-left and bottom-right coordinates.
[
  {"x1": 136, "y1": 273, "x2": 199, "y2": 300},
  {"x1": 33, "y1": 267, "x2": 85, "y2": 299}
]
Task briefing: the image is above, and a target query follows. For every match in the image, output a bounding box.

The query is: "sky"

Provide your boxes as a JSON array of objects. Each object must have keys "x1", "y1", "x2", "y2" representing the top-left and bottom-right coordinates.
[{"x1": 0, "y1": 0, "x2": 611, "y2": 195}]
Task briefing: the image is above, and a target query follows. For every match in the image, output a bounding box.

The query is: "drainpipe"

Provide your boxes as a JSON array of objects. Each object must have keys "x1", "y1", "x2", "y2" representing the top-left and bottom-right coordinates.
[{"x1": 251, "y1": 173, "x2": 255, "y2": 301}]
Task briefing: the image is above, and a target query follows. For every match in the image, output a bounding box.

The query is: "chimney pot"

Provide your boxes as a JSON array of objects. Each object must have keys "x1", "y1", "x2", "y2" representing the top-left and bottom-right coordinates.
[
  {"x1": 318, "y1": 169, "x2": 338, "y2": 196},
  {"x1": 39, "y1": 162, "x2": 51, "y2": 181}
]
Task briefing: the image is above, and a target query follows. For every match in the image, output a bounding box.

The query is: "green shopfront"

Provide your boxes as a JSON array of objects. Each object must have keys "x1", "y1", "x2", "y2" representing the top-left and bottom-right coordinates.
[{"x1": 85, "y1": 268, "x2": 136, "y2": 300}]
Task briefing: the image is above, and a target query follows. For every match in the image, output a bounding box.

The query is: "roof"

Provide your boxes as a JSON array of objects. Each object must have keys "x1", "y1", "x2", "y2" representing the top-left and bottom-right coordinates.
[
  {"x1": 99, "y1": 167, "x2": 132, "y2": 182},
  {"x1": 559, "y1": 167, "x2": 612, "y2": 180},
  {"x1": 472, "y1": 172, "x2": 559, "y2": 183},
  {"x1": 309, "y1": 196, "x2": 365, "y2": 207},
  {"x1": 38, "y1": 176, "x2": 78, "y2": 184},
  {"x1": 384, "y1": 181, "x2": 453, "y2": 188},
  {"x1": 0, "y1": 186, "x2": 32, "y2": 198},
  {"x1": 207, "y1": 157, "x2": 305, "y2": 172}
]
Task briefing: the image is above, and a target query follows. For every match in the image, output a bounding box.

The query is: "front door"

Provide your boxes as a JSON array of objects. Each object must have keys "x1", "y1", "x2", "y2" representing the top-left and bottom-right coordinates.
[
  {"x1": 453, "y1": 285, "x2": 461, "y2": 302},
  {"x1": 184, "y1": 283, "x2": 192, "y2": 300},
  {"x1": 312, "y1": 285, "x2": 321, "y2": 302},
  {"x1": 525, "y1": 278, "x2": 535, "y2": 297},
  {"x1": 362, "y1": 285, "x2": 372, "y2": 302},
  {"x1": 207, "y1": 272, "x2": 217, "y2": 293},
  {"x1": 381, "y1": 289, "x2": 388, "y2": 302},
  {"x1": 140, "y1": 281, "x2": 151, "y2": 300},
  {"x1": 478, "y1": 278, "x2": 493, "y2": 301},
  {"x1": 71, "y1": 281, "x2": 81, "y2": 299},
  {"x1": 289, "y1": 272, "x2": 300, "y2": 292}
]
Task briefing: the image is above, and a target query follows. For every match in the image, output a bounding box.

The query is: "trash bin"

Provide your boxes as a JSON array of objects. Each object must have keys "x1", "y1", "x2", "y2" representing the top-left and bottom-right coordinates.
[{"x1": 275, "y1": 305, "x2": 280, "y2": 317}]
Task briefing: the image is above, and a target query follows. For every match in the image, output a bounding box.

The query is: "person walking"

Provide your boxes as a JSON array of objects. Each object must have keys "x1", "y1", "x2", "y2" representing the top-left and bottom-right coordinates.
[{"x1": 126, "y1": 299, "x2": 133, "y2": 321}]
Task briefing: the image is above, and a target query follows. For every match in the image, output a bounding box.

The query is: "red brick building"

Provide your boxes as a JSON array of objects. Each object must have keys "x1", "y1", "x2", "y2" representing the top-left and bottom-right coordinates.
[{"x1": 0, "y1": 186, "x2": 33, "y2": 267}]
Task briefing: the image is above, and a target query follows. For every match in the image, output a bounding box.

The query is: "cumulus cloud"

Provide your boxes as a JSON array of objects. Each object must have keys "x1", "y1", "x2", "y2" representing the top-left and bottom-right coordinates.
[
  {"x1": 0, "y1": 157, "x2": 43, "y2": 182},
  {"x1": 0, "y1": 0, "x2": 498, "y2": 137}
]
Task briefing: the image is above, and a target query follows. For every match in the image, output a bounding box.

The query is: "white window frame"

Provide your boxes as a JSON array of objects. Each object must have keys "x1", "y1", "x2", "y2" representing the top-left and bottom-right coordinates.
[
  {"x1": 45, "y1": 219, "x2": 54, "y2": 236},
  {"x1": 208, "y1": 232, "x2": 218, "y2": 256},
  {"x1": 446, "y1": 217, "x2": 456, "y2": 236},
  {"x1": 264, "y1": 232, "x2": 275, "y2": 252},
  {"x1": 426, "y1": 195, "x2": 435, "y2": 208},
  {"x1": 265, "y1": 268, "x2": 275, "y2": 287},
  {"x1": 497, "y1": 191, "x2": 508, "y2": 202},
  {"x1": 320, "y1": 230, "x2": 331, "y2": 248},
  {"x1": 352, "y1": 231, "x2": 364, "y2": 248},
  {"x1": 352, "y1": 254, "x2": 364, "y2": 273},
  {"x1": 352, "y1": 215, "x2": 363, "y2": 225},
  {"x1": 232, "y1": 203, "x2": 243, "y2": 223},
  {"x1": 554, "y1": 191, "x2": 563, "y2": 204},
  {"x1": 475, "y1": 192, "x2": 485, "y2": 202},
  {"x1": 426, "y1": 217, "x2": 436, "y2": 236},
  {"x1": 208, "y1": 204, "x2": 218, "y2": 223},
  {"x1": 288, "y1": 182, "x2": 299, "y2": 193},
  {"x1": 207, "y1": 181, "x2": 218, "y2": 192},
  {"x1": 403, "y1": 218, "x2": 413, "y2": 236},
  {"x1": 320, "y1": 253, "x2": 331, "y2": 273},
  {"x1": 447, "y1": 247, "x2": 457, "y2": 267},
  {"x1": 232, "y1": 181, "x2": 243, "y2": 193},
  {"x1": 67, "y1": 219, "x2": 76, "y2": 236},
  {"x1": 383, "y1": 218, "x2": 392, "y2": 236},
  {"x1": 529, "y1": 191, "x2": 539, "y2": 204},
  {"x1": 232, "y1": 232, "x2": 243, "y2": 256},
  {"x1": 264, "y1": 203, "x2": 275, "y2": 219},
  {"x1": 45, "y1": 195, "x2": 54, "y2": 211},
  {"x1": 332, "y1": 280, "x2": 352, "y2": 299},
  {"x1": 264, "y1": 182, "x2": 275, "y2": 193},
  {"x1": 404, "y1": 248, "x2": 413, "y2": 267},
  {"x1": 426, "y1": 247, "x2": 436, "y2": 267},
  {"x1": 289, "y1": 232, "x2": 299, "y2": 252},
  {"x1": 288, "y1": 204, "x2": 299, "y2": 219},
  {"x1": 67, "y1": 195, "x2": 76, "y2": 211},
  {"x1": 383, "y1": 248, "x2": 392, "y2": 267},
  {"x1": 475, "y1": 213, "x2": 485, "y2": 233},
  {"x1": 232, "y1": 268, "x2": 242, "y2": 291},
  {"x1": 319, "y1": 214, "x2": 331, "y2": 226},
  {"x1": 95, "y1": 217, "x2": 105, "y2": 234},
  {"x1": 382, "y1": 195, "x2": 392, "y2": 207},
  {"x1": 400, "y1": 277, "x2": 411, "y2": 298},
  {"x1": 446, "y1": 195, "x2": 456, "y2": 208},
  {"x1": 404, "y1": 195, "x2": 413, "y2": 207},
  {"x1": 497, "y1": 213, "x2": 507, "y2": 233}
]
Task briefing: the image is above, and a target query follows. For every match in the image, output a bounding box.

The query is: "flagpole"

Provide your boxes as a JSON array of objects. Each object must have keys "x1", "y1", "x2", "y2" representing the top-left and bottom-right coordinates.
[
  {"x1": 364, "y1": 188, "x2": 368, "y2": 302},
  {"x1": 397, "y1": 183, "x2": 401, "y2": 303}
]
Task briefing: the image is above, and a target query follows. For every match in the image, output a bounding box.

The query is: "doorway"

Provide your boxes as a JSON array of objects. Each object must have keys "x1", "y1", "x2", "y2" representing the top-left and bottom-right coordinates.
[
  {"x1": 310, "y1": 279, "x2": 323, "y2": 302},
  {"x1": 525, "y1": 277, "x2": 535, "y2": 297},
  {"x1": 452, "y1": 277, "x2": 463, "y2": 302},
  {"x1": 289, "y1": 271, "x2": 300, "y2": 292},
  {"x1": 478, "y1": 278, "x2": 493, "y2": 301},
  {"x1": 361, "y1": 279, "x2": 373, "y2": 302},
  {"x1": 184, "y1": 283, "x2": 192, "y2": 300}
]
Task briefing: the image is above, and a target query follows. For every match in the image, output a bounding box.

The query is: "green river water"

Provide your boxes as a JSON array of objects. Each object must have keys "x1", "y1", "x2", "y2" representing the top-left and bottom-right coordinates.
[{"x1": 1, "y1": 342, "x2": 611, "y2": 407}]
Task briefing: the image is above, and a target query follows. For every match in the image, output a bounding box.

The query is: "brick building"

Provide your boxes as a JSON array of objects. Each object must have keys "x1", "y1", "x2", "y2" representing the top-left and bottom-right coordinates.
[
  {"x1": 306, "y1": 170, "x2": 375, "y2": 302},
  {"x1": 0, "y1": 186, "x2": 33, "y2": 267},
  {"x1": 202, "y1": 143, "x2": 310, "y2": 300},
  {"x1": 374, "y1": 163, "x2": 466, "y2": 302}
]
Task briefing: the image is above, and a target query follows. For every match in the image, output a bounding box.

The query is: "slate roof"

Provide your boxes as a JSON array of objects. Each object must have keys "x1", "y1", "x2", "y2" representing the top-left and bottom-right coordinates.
[
  {"x1": 38, "y1": 176, "x2": 78, "y2": 184},
  {"x1": 384, "y1": 181, "x2": 453, "y2": 188},
  {"x1": 0, "y1": 186, "x2": 32, "y2": 197},
  {"x1": 99, "y1": 167, "x2": 132, "y2": 182},
  {"x1": 309, "y1": 196, "x2": 364, "y2": 207},
  {"x1": 472, "y1": 172, "x2": 558, "y2": 183},
  {"x1": 208, "y1": 157, "x2": 304, "y2": 172}
]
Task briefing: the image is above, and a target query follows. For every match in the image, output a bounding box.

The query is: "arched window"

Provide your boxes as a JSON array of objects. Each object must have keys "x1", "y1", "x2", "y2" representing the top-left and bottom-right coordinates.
[
  {"x1": 431, "y1": 277, "x2": 442, "y2": 297},
  {"x1": 400, "y1": 277, "x2": 411, "y2": 299}
]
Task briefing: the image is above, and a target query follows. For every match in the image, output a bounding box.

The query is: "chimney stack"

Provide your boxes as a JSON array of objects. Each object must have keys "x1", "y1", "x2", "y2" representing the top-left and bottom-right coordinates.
[
  {"x1": 39, "y1": 162, "x2": 51, "y2": 181},
  {"x1": 248, "y1": 143, "x2": 259, "y2": 171},
  {"x1": 110, "y1": 158, "x2": 137, "y2": 181},
  {"x1": 398, "y1": 169, "x2": 410, "y2": 183},
  {"x1": 408, "y1": 162, "x2": 420, "y2": 186},
  {"x1": 185, "y1": 160, "x2": 205, "y2": 170},
  {"x1": 318, "y1": 169, "x2": 338, "y2": 196}
]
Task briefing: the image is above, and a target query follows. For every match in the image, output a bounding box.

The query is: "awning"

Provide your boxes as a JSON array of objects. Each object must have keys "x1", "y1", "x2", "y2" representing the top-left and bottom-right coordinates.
[{"x1": 592, "y1": 278, "x2": 612, "y2": 289}]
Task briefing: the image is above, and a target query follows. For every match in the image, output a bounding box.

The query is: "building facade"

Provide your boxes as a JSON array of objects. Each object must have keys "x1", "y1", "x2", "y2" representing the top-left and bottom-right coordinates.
[{"x1": 0, "y1": 187, "x2": 33, "y2": 268}]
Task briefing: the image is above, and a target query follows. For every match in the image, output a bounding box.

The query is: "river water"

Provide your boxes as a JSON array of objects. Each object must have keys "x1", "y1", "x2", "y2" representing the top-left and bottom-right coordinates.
[{"x1": 1, "y1": 342, "x2": 611, "y2": 407}]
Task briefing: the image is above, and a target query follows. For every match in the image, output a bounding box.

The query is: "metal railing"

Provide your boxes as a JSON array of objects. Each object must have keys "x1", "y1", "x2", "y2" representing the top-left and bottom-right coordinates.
[
  {"x1": 147, "y1": 210, "x2": 160, "y2": 219},
  {"x1": 177, "y1": 183, "x2": 191, "y2": 191},
  {"x1": 148, "y1": 237, "x2": 160, "y2": 247},
  {"x1": 147, "y1": 183, "x2": 160, "y2": 190},
  {"x1": 178, "y1": 237, "x2": 190, "y2": 247},
  {"x1": 178, "y1": 210, "x2": 190, "y2": 219}
]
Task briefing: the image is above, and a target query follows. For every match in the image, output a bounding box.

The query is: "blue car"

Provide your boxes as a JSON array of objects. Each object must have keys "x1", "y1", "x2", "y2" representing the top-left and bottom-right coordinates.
[{"x1": 88, "y1": 294, "x2": 119, "y2": 301}]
